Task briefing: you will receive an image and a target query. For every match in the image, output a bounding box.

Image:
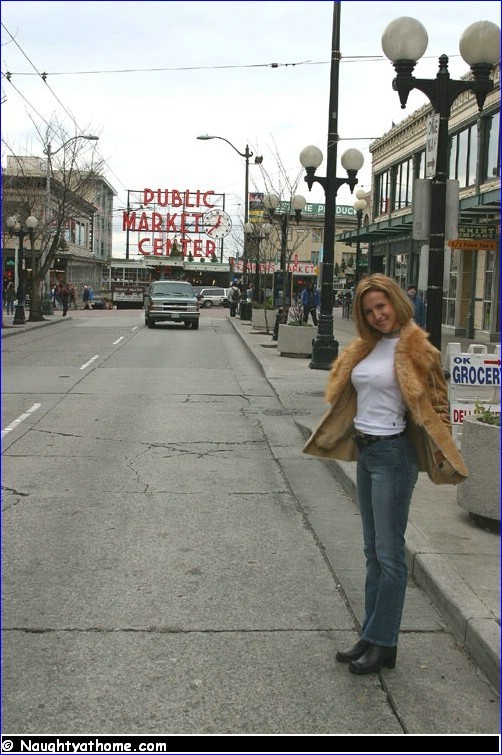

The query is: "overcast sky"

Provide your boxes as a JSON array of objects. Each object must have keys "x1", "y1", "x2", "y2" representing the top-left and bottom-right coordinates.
[{"x1": 2, "y1": 0, "x2": 501, "y2": 258}]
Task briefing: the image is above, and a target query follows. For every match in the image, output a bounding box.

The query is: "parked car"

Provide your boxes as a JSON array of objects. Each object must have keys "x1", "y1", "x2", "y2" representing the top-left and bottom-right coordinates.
[
  {"x1": 90, "y1": 295, "x2": 107, "y2": 310},
  {"x1": 195, "y1": 286, "x2": 227, "y2": 308},
  {"x1": 143, "y1": 280, "x2": 200, "y2": 329}
]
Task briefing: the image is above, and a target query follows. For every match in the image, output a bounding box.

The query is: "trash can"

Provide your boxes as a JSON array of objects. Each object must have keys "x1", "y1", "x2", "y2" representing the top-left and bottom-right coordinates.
[
  {"x1": 272, "y1": 306, "x2": 289, "y2": 340},
  {"x1": 239, "y1": 300, "x2": 252, "y2": 321},
  {"x1": 41, "y1": 293, "x2": 54, "y2": 315}
]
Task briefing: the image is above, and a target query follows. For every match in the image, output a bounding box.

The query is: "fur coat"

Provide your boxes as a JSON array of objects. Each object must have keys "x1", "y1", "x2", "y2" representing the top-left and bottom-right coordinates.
[{"x1": 303, "y1": 321, "x2": 469, "y2": 485}]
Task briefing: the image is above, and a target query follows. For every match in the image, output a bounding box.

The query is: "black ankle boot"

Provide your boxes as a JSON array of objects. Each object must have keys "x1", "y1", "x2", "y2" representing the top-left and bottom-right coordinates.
[
  {"x1": 348, "y1": 644, "x2": 397, "y2": 675},
  {"x1": 335, "y1": 638, "x2": 370, "y2": 663}
]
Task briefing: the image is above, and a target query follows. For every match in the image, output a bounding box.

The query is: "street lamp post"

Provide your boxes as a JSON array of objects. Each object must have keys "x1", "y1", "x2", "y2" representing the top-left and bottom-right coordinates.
[
  {"x1": 298, "y1": 1, "x2": 364, "y2": 370},
  {"x1": 6, "y1": 214, "x2": 38, "y2": 324},
  {"x1": 197, "y1": 134, "x2": 263, "y2": 321},
  {"x1": 353, "y1": 189, "x2": 368, "y2": 286},
  {"x1": 263, "y1": 194, "x2": 306, "y2": 272},
  {"x1": 244, "y1": 222, "x2": 272, "y2": 303},
  {"x1": 263, "y1": 193, "x2": 306, "y2": 340},
  {"x1": 122, "y1": 190, "x2": 144, "y2": 259},
  {"x1": 382, "y1": 17, "x2": 500, "y2": 351},
  {"x1": 43, "y1": 134, "x2": 99, "y2": 313}
]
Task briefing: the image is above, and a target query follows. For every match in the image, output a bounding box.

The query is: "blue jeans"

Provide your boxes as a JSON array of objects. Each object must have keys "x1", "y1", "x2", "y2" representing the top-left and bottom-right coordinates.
[{"x1": 356, "y1": 434, "x2": 419, "y2": 647}]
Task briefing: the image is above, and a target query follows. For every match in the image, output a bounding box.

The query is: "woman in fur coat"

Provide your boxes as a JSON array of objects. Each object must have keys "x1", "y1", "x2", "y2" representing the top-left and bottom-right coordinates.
[{"x1": 303, "y1": 274, "x2": 468, "y2": 675}]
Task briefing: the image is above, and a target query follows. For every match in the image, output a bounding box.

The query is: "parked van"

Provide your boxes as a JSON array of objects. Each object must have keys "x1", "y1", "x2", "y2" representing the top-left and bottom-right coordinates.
[{"x1": 195, "y1": 286, "x2": 227, "y2": 308}]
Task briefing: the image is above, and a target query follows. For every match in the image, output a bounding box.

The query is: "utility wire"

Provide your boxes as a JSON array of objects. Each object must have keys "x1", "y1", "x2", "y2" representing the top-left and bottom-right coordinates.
[
  {"x1": 2, "y1": 22, "x2": 128, "y2": 193},
  {"x1": 2, "y1": 52, "x2": 462, "y2": 79},
  {"x1": 1, "y1": 74, "x2": 51, "y2": 129},
  {"x1": 2, "y1": 22, "x2": 79, "y2": 127}
]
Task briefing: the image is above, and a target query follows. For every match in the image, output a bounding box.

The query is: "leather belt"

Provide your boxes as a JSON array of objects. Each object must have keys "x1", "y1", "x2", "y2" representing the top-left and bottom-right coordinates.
[{"x1": 354, "y1": 429, "x2": 407, "y2": 447}]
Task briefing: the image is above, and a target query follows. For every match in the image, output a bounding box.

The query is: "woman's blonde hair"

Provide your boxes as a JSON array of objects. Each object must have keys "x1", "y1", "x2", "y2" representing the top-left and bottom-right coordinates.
[{"x1": 353, "y1": 274, "x2": 414, "y2": 341}]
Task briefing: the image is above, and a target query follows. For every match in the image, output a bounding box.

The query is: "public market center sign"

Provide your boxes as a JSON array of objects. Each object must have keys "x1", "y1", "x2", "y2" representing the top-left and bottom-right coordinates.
[{"x1": 122, "y1": 188, "x2": 220, "y2": 258}]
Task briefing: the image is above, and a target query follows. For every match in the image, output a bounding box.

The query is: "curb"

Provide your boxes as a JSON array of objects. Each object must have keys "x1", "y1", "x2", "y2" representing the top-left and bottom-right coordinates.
[{"x1": 1, "y1": 316, "x2": 68, "y2": 338}]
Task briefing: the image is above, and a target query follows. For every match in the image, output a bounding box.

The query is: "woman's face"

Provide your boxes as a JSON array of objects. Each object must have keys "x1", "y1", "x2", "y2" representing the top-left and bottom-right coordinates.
[{"x1": 361, "y1": 290, "x2": 399, "y2": 334}]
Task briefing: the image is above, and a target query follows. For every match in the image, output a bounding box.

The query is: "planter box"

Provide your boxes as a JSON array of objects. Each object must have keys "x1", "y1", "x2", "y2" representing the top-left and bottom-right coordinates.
[
  {"x1": 277, "y1": 323, "x2": 318, "y2": 358},
  {"x1": 457, "y1": 415, "x2": 501, "y2": 523},
  {"x1": 251, "y1": 308, "x2": 275, "y2": 330}
]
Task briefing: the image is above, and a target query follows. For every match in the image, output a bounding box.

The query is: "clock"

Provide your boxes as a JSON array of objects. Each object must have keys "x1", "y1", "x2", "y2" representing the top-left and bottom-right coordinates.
[{"x1": 202, "y1": 209, "x2": 232, "y2": 239}]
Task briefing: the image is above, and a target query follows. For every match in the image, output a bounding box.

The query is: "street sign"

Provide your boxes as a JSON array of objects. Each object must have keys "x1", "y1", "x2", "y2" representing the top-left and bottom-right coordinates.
[
  {"x1": 458, "y1": 223, "x2": 497, "y2": 240},
  {"x1": 448, "y1": 239, "x2": 498, "y2": 250},
  {"x1": 425, "y1": 113, "x2": 440, "y2": 178},
  {"x1": 450, "y1": 354, "x2": 501, "y2": 387}
]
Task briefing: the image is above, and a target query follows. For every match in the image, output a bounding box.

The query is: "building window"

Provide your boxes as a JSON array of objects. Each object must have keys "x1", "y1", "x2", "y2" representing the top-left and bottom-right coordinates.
[
  {"x1": 483, "y1": 110, "x2": 500, "y2": 180},
  {"x1": 448, "y1": 124, "x2": 477, "y2": 188},
  {"x1": 443, "y1": 250, "x2": 459, "y2": 327},
  {"x1": 376, "y1": 170, "x2": 391, "y2": 216},
  {"x1": 482, "y1": 251, "x2": 496, "y2": 331},
  {"x1": 393, "y1": 254, "x2": 408, "y2": 289},
  {"x1": 393, "y1": 158, "x2": 413, "y2": 210},
  {"x1": 417, "y1": 150, "x2": 427, "y2": 179}
]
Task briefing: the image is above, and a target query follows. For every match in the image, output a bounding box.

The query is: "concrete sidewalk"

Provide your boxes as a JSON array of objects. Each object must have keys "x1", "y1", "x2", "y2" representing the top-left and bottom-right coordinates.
[{"x1": 228, "y1": 309, "x2": 500, "y2": 693}]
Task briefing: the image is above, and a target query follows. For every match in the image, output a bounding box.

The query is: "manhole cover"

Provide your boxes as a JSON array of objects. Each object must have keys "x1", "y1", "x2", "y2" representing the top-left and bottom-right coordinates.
[{"x1": 262, "y1": 409, "x2": 311, "y2": 417}]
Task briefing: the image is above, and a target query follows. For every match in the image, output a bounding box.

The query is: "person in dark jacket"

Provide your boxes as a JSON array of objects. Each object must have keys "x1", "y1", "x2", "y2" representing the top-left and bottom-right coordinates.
[
  {"x1": 60, "y1": 283, "x2": 70, "y2": 317},
  {"x1": 227, "y1": 281, "x2": 241, "y2": 318},
  {"x1": 5, "y1": 281, "x2": 16, "y2": 315},
  {"x1": 301, "y1": 282, "x2": 319, "y2": 325},
  {"x1": 406, "y1": 284, "x2": 426, "y2": 328},
  {"x1": 83, "y1": 286, "x2": 91, "y2": 310}
]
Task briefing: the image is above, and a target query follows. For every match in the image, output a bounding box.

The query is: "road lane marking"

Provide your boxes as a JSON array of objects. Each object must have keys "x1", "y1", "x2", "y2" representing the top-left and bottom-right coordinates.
[
  {"x1": 2, "y1": 403, "x2": 42, "y2": 438},
  {"x1": 80, "y1": 355, "x2": 99, "y2": 370},
  {"x1": 113, "y1": 337, "x2": 124, "y2": 345}
]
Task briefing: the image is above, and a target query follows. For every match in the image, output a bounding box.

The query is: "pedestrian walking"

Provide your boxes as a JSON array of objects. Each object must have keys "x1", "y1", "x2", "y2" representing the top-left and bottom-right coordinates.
[
  {"x1": 303, "y1": 274, "x2": 468, "y2": 675},
  {"x1": 60, "y1": 283, "x2": 70, "y2": 317},
  {"x1": 406, "y1": 284, "x2": 426, "y2": 328},
  {"x1": 301, "y1": 282, "x2": 319, "y2": 325},
  {"x1": 54, "y1": 285, "x2": 62, "y2": 310},
  {"x1": 227, "y1": 281, "x2": 241, "y2": 318},
  {"x1": 83, "y1": 286, "x2": 91, "y2": 310},
  {"x1": 5, "y1": 281, "x2": 16, "y2": 315}
]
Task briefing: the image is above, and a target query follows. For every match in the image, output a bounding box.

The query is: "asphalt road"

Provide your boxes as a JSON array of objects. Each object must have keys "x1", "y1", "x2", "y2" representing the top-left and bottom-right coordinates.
[{"x1": 1, "y1": 307, "x2": 499, "y2": 745}]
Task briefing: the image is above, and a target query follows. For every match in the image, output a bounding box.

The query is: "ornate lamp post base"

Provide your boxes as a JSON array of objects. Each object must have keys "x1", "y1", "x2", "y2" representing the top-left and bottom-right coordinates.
[
  {"x1": 310, "y1": 334, "x2": 339, "y2": 370},
  {"x1": 12, "y1": 301, "x2": 26, "y2": 325},
  {"x1": 6, "y1": 214, "x2": 39, "y2": 325}
]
